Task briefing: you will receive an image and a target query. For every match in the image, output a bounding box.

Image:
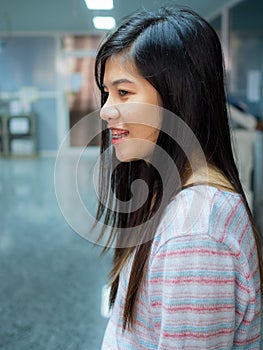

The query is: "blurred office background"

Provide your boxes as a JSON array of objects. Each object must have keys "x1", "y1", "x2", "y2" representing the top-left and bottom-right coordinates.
[{"x1": 0, "y1": 0, "x2": 262, "y2": 349}]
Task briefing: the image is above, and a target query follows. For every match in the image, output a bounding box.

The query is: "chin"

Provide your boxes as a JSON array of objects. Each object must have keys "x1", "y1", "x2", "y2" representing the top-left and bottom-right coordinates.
[
  {"x1": 115, "y1": 151, "x2": 137, "y2": 162},
  {"x1": 114, "y1": 141, "x2": 156, "y2": 163},
  {"x1": 114, "y1": 150, "x2": 152, "y2": 163}
]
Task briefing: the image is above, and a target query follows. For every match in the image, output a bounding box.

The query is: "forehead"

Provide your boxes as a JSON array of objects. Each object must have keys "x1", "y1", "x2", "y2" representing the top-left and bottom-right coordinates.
[{"x1": 104, "y1": 53, "x2": 139, "y2": 81}]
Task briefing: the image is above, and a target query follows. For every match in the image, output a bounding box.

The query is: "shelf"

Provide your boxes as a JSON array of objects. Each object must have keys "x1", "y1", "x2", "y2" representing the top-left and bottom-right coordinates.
[{"x1": 0, "y1": 114, "x2": 37, "y2": 157}]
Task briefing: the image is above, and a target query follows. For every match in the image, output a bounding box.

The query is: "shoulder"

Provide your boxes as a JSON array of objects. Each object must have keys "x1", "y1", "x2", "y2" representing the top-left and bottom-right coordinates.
[{"x1": 151, "y1": 186, "x2": 253, "y2": 260}]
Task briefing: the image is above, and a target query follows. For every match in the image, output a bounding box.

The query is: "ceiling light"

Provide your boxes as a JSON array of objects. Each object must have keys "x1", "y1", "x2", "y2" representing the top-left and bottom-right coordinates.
[
  {"x1": 84, "y1": 0, "x2": 113, "y2": 10},
  {"x1": 93, "y1": 16, "x2": 116, "y2": 29}
]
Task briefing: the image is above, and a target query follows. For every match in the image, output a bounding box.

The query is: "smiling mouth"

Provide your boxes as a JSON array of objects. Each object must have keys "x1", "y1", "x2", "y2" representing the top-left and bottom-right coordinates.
[{"x1": 110, "y1": 128, "x2": 129, "y2": 144}]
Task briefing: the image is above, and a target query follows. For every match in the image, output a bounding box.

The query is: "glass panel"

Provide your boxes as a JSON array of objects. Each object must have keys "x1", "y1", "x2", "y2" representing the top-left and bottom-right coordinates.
[
  {"x1": 63, "y1": 35, "x2": 102, "y2": 147},
  {"x1": 229, "y1": 32, "x2": 263, "y2": 117},
  {"x1": 228, "y1": 0, "x2": 263, "y2": 116},
  {"x1": 62, "y1": 35, "x2": 101, "y2": 52},
  {"x1": 0, "y1": 37, "x2": 56, "y2": 91}
]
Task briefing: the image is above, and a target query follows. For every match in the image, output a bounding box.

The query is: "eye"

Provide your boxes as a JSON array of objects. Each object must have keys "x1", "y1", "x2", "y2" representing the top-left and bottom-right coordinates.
[{"x1": 118, "y1": 89, "x2": 128, "y2": 97}]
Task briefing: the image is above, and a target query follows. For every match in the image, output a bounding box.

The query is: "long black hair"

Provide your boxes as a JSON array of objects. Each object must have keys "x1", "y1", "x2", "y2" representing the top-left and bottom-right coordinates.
[{"x1": 95, "y1": 6, "x2": 263, "y2": 329}]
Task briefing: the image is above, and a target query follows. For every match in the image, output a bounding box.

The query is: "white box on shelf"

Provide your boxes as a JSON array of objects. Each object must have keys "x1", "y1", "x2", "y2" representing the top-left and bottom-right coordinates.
[
  {"x1": 10, "y1": 139, "x2": 35, "y2": 155},
  {"x1": 9, "y1": 117, "x2": 30, "y2": 135}
]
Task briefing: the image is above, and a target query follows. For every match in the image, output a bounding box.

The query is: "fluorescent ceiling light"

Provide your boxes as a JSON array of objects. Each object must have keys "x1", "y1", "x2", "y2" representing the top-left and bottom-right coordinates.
[
  {"x1": 84, "y1": 0, "x2": 113, "y2": 10},
  {"x1": 93, "y1": 16, "x2": 116, "y2": 29}
]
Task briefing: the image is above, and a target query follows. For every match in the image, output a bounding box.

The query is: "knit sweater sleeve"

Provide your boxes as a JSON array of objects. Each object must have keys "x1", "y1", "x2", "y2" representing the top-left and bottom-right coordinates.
[{"x1": 147, "y1": 234, "x2": 251, "y2": 349}]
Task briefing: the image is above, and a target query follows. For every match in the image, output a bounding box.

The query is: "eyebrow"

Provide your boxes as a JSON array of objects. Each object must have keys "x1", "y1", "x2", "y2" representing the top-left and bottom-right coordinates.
[{"x1": 103, "y1": 79, "x2": 134, "y2": 88}]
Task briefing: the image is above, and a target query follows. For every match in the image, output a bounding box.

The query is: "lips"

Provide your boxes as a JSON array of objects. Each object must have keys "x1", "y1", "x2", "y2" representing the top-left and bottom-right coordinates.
[{"x1": 110, "y1": 128, "x2": 129, "y2": 144}]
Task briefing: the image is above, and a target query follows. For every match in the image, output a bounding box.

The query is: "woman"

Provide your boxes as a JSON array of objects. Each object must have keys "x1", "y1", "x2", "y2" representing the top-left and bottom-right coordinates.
[{"x1": 95, "y1": 7, "x2": 262, "y2": 349}]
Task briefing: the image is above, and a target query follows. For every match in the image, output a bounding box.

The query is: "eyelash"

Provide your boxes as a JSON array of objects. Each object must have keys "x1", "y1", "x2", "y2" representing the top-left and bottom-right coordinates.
[
  {"x1": 102, "y1": 88, "x2": 129, "y2": 98},
  {"x1": 118, "y1": 89, "x2": 128, "y2": 97}
]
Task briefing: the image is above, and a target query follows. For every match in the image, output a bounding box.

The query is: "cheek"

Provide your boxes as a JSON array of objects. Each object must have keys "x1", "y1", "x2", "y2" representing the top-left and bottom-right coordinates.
[
  {"x1": 121, "y1": 104, "x2": 162, "y2": 129},
  {"x1": 129, "y1": 124, "x2": 160, "y2": 142}
]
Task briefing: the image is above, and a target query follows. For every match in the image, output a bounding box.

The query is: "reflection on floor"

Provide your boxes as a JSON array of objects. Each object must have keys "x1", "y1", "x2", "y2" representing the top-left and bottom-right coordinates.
[{"x1": 0, "y1": 154, "x2": 111, "y2": 350}]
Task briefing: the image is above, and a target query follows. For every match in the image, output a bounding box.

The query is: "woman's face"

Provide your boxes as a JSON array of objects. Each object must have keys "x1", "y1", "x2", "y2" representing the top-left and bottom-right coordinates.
[{"x1": 100, "y1": 54, "x2": 163, "y2": 162}]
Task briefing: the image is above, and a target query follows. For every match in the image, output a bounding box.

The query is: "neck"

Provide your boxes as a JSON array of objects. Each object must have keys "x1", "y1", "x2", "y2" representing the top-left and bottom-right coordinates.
[{"x1": 183, "y1": 164, "x2": 236, "y2": 193}]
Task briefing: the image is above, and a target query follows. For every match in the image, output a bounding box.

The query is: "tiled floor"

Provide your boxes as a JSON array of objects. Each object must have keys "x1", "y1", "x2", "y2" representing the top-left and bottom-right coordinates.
[
  {"x1": 0, "y1": 153, "x2": 111, "y2": 350},
  {"x1": 0, "y1": 152, "x2": 262, "y2": 349}
]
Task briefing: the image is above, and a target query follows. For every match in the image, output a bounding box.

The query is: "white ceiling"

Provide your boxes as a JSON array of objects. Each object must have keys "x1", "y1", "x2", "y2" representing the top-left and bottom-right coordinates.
[{"x1": 0, "y1": 0, "x2": 245, "y2": 34}]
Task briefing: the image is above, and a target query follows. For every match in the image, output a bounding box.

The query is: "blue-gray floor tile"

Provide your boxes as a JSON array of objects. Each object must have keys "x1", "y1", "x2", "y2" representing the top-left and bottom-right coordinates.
[{"x1": 0, "y1": 156, "x2": 111, "y2": 350}]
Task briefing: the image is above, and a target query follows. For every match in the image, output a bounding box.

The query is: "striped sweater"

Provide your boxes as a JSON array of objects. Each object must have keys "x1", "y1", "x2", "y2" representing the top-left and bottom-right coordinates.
[{"x1": 101, "y1": 186, "x2": 261, "y2": 349}]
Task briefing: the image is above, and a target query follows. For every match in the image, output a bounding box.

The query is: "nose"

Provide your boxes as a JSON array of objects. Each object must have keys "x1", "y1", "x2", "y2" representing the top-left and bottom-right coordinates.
[{"x1": 100, "y1": 100, "x2": 120, "y2": 122}]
